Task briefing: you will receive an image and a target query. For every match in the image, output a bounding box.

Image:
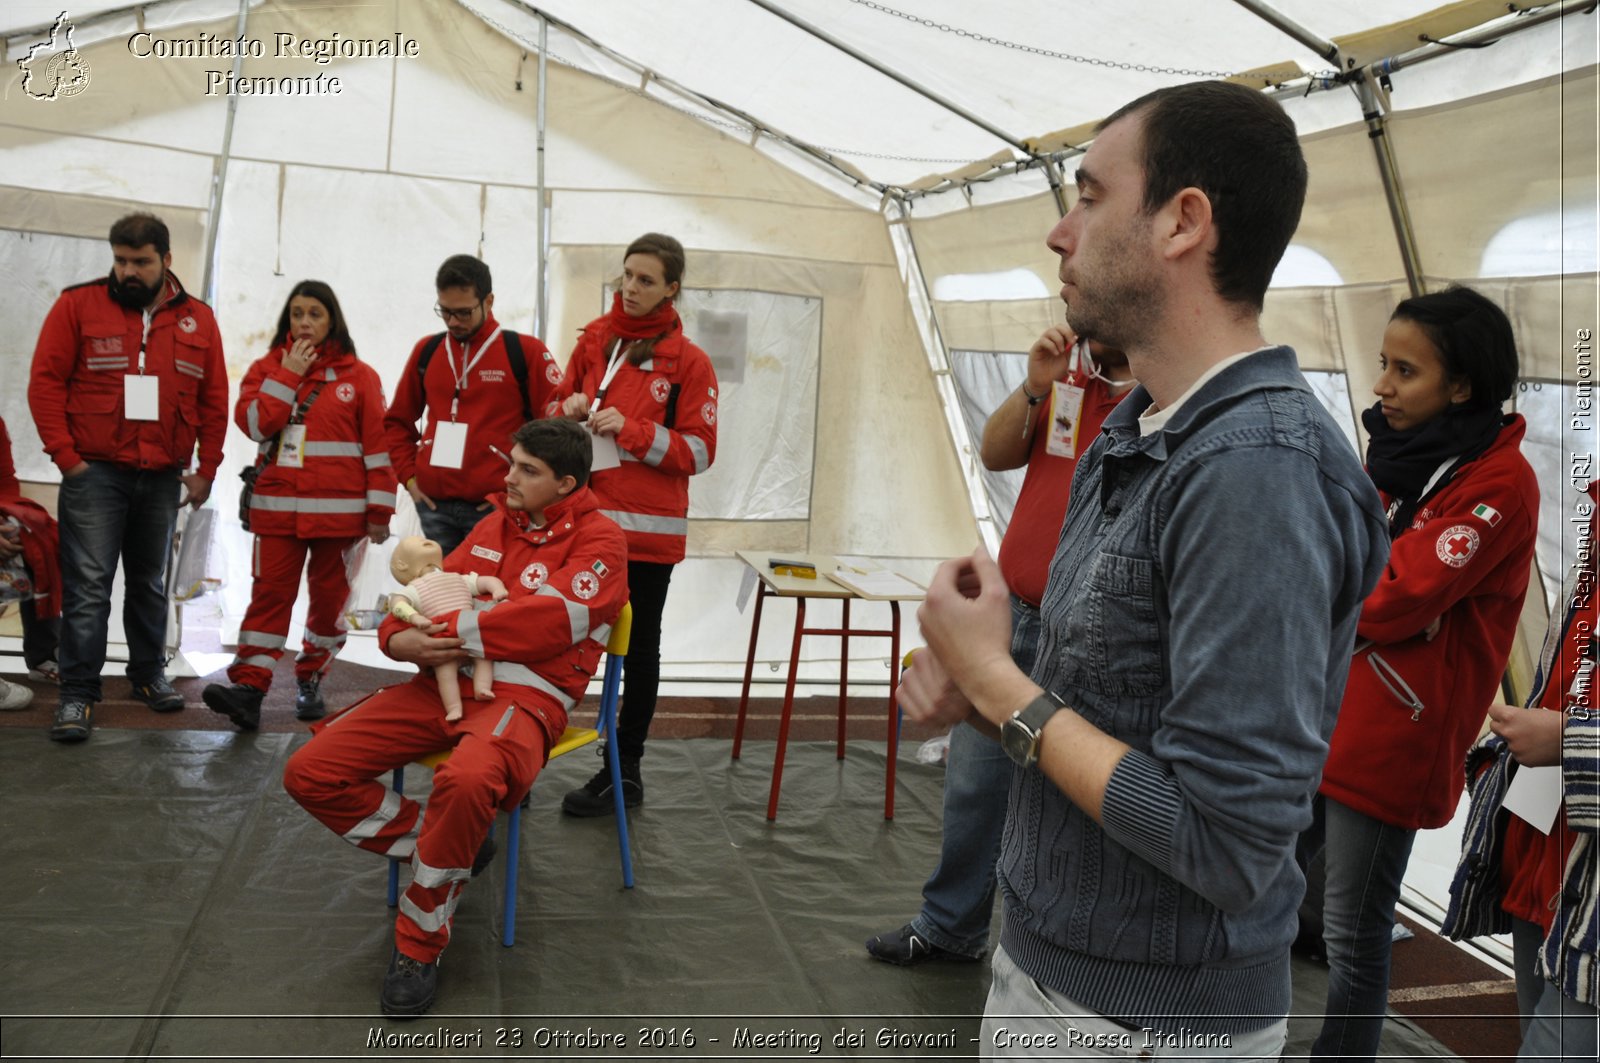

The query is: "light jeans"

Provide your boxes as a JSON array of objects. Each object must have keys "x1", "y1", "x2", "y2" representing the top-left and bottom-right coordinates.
[
  {"x1": 415, "y1": 497, "x2": 495, "y2": 560},
  {"x1": 981, "y1": 945, "x2": 1288, "y2": 1061}
]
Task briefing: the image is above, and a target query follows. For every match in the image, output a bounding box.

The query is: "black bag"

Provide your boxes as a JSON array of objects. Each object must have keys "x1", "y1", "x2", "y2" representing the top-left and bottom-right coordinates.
[{"x1": 238, "y1": 461, "x2": 263, "y2": 531}]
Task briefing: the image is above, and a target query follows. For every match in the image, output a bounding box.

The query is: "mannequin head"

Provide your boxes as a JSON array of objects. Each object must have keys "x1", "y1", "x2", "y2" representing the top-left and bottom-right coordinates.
[{"x1": 390, "y1": 536, "x2": 444, "y2": 584}]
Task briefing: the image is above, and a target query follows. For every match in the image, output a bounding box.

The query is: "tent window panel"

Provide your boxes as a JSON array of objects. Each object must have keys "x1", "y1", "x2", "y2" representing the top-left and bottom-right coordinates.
[
  {"x1": 948, "y1": 349, "x2": 1027, "y2": 538},
  {"x1": 605, "y1": 285, "x2": 819, "y2": 522},
  {"x1": 1302, "y1": 371, "x2": 1362, "y2": 461},
  {"x1": 931, "y1": 270, "x2": 1050, "y2": 303},
  {"x1": 1270, "y1": 245, "x2": 1344, "y2": 289},
  {"x1": 1513, "y1": 382, "x2": 1590, "y2": 614},
  {"x1": 1479, "y1": 206, "x2": 1600, "y2": 278}
]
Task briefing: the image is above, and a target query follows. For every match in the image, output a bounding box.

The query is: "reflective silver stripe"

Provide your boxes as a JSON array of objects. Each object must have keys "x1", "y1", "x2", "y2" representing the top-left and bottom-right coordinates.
[
  {"x1": 343, "y1": 789, "x2": 404, "y2": 842},
  {"x1": 601, "y1": 509, "x2": 688, "y2": 536},
  {"x1": 457, "y1": 609, "x2": 484, "y2": 657},
  {"x1": 399, "y1": 883, "x2": 462, "y2": 934},
  {"x1": 173, "y1": 358, "x2": 205, "y2": 379},
  {"x1": 412, "y1": 855, "x2": 471, "y2": 889},
  {"x1": 86, "y1": 358, "x2": 128, "y2": 369},
  {"x1": 364, "y1": 452, "x2": 391, "y2": 469},
  {"x1": 491, "y1": 662, "x2": 576, "y2": 710},
  {"x1": 305, "y1": 441, "x2": 362, "y2": 458},
  {"x1": 246, "y1": 401, "x2": 265, "y2": 441},
  {"x1": 237, "y1": 629, "x2": 288, "y2": 649},
  {"x1": 686, "y1": 435, "x2": 710, "y2": 474},
  {"x1": 591, "y1": 623, "x2": 612, "y2": 647},
  {"x1": 384, "y1": 835, "x2": 415, "y2": 859},
  {"x1": 367, "y1": 490, "x2": 396, "y2": 508},
  {"x1": 619, "y1": 451, "x2": 639, "y2": 463},
  {"x1": 492, "y1": 705, "x2": 515, "y2": 737},
  {"x1": 303, "y1": 630, "x2": 345, "y2": 649},
  {"x1": 535, "y1": 584, "x2": 589, "y2": 644},
  {"x1": 642, "y1": 423, "x2": 671, "y2": 467},
  {"x1": 322, "y1": 367, "x2": 337, "y2": 382},
  {"x1": 234, "y1": 654, "x2": 277, "y2": 669},
  {"x1": 250, "y1": 495, "x2": 367, "y2": 514},
  {"x1": 260, "y1": 378, "x2": 297, "y2": 405}
]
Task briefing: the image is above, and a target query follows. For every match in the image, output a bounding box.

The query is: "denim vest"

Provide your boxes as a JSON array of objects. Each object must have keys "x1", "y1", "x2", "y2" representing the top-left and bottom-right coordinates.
[{"x1": 999, "y1": 347, "x2": 1388, "y2": 1035}]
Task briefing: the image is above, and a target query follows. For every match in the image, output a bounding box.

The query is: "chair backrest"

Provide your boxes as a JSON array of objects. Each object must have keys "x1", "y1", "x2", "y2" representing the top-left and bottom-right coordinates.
[{"x1": 607, "y1": 602, "x2": 632, "y2": 656}]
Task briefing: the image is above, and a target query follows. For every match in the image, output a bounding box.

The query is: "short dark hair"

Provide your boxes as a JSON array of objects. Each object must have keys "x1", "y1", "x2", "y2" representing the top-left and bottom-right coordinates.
[
  {"x1": 1099, "y1": 81, "x2": 1307, "y2": 310},
  {"x1": 109, "y1": 212, "x2": 170, "y2": 257},
  {"x1": 272, "y1": 279, "x2": 357, "y2": 354},
  {"x1": 512, "y1": 418, "x2": 593, "y2": 489},
  {"x1": 1391, "y1": 286, "x2": 1519, "y2": 408},
  {"x1": 624, "y1": 232, "x2": 686, "y2": 289},
  {"x1": 436, "y1": 254, "x2": 492, "y2": 300}
]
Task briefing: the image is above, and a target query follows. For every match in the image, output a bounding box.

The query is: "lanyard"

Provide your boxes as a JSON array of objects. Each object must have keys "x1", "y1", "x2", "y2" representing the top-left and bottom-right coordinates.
[
  {"x1": 137, "y1": 309, "x2": 152, "y2": 374},
  {"x1": 593, "y1": 337, "x2": 629, "y2": 413},
  {"x1": 447, "y1": 325, "x2": 501, "y2": 420}
]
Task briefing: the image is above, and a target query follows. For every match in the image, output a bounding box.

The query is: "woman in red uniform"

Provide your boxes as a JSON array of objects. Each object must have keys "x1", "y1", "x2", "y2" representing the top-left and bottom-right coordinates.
[
  {"x1": 1302, "y1": 286, "x2": 1540, "y2": 1061},
  {"x1": 554, "y1": 233, "x2": 717, "y2": 815},
  {"x1": 203, "y1": 281, "x2": 396, "y2": 729}
]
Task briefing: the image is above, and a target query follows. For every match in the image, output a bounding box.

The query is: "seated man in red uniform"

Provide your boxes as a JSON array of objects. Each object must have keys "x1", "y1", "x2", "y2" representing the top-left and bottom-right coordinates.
[{"x1": 284, "y1": 418, "x2": 627, "y2": 1018}]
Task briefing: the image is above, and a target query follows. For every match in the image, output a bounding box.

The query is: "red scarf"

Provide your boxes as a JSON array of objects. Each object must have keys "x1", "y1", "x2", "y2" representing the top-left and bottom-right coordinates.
[{"x1": 605, "y1": 291, "x2": 681, "y2": 342}]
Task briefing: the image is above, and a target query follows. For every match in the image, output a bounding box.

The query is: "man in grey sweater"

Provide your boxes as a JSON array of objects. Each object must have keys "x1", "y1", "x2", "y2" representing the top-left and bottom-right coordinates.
[{"x1": 900, "y1": 81, "x2": 1389, "y2": 1058}]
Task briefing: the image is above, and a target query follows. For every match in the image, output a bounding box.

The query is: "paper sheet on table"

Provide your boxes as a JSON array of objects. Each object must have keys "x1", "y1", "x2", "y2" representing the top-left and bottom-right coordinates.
[
  {"x1": 1503, "y1": 763, "x2": 1562, "y2": 834},
  {"x1": 827, "y1": 568, "x2": 924, "y2": 598}
]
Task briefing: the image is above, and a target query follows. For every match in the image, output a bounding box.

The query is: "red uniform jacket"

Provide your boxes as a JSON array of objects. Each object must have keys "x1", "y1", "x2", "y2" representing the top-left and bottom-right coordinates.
[
  {"x1": 236, "y1": 343, "x2": 396, "y2": 539},
  {"x1": 383, "y1": 317, "x2": 560, "y2": 503},
  {"x1": 1321, "y1": 415, "x2": 1540, "y2": 830},
  {"x1": 28, "y1": 273, "x2": 228, "y2": 477},
  {"x1": 0, "y1": 417, "x2": 60, "y2": 620},
  {"x1": 378, "y1": 487, "x2": 629, "y2": 744},
  {"x1": 553, "y1": 320, "x2": 718, "y2": 564}
]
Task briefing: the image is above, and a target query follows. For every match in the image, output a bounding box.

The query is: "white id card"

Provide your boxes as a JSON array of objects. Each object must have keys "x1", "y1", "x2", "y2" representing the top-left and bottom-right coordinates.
[
  {"x1": 588, "y1": 430, "x2": 622, "y2": 471},
  {"x1": 1045, "y1": 380, "x2": 1086, "y2": 458},
  {"x1": 277, "y1": 424, "x2": 308, "y2": 469},
  {"x1": 430, "y1": 421, "x2": 468, "y2": 470},
  {"x1": 124, "y1": 375, "x2": 160, "y2": 421}
]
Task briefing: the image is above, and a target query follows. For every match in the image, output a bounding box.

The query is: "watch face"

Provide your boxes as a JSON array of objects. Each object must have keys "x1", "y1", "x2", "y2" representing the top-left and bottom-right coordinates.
[{"x1": 1001, "y1": 717, "x2": 1036, "y2": 766}]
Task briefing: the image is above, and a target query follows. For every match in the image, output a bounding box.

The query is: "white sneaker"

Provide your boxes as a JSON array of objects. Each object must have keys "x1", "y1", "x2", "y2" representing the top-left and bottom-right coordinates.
[
  {"x1": 0, "y1": 678, "x2": 33, "y2": 711},
  {"x1": 27, "y1": 659, "x2": 58, "y2": 683}
]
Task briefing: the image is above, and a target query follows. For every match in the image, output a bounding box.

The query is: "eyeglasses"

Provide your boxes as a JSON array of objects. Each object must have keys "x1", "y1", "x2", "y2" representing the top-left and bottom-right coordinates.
[{"x1": 434, "y1": 301, "x2": 483, "y2": 323}]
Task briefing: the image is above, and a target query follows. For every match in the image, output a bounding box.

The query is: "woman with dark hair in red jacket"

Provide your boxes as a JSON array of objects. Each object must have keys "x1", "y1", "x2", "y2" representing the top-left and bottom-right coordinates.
[
  {"x1": 553, "y1": 233, "x2": 718, "y2": 815},
  {"x1": 1301, "y1": 285, "x2": 1540, "y2": 1061},
  {"x1": 203, "y1": 280, "x2": 396, "y2": 730}
]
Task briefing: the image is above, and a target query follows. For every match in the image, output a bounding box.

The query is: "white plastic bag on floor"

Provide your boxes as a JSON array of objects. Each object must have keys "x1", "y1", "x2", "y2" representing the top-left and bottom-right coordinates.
[{"x1": 915, "y1": 731, "x2": 951, "y2": 766}]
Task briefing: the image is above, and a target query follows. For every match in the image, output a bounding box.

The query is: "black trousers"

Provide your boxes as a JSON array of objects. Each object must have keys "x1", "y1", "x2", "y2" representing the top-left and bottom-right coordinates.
[{"x1": 615, "y1": 560, "x2": 674, "y2": 760}]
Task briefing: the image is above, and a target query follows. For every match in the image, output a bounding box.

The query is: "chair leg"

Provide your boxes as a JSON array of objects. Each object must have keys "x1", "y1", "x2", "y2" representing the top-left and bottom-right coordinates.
[
  {"x1": 386, "y1": 765, "x2": 405, "y2": 907},
  {"x1": 501, "y1": 805, "x2": 520, "y2": 947}
]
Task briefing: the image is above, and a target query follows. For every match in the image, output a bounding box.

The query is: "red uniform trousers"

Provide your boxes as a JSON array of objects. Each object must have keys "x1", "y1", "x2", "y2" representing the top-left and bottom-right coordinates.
[
  {"x1": 229, "y1": 535, "x2": 356, "y2": 690},
  {"x1": 283, "y1": 675, "x2": 555, "y2": 962}
]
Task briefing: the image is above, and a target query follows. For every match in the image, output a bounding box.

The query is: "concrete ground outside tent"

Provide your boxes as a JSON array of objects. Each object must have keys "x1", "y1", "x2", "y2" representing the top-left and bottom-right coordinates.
[{"x1": 0, "y1": 705, "x2": 1497, "y2": 1062}]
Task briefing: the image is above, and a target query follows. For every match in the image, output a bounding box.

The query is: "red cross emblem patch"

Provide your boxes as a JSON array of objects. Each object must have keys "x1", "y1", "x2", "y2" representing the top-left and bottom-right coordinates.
[
  {"x1": 519, "y1": 561, "x2": 548, "y2": 590},
  {"x1": 1435, "y1": 524, "x2": 1480, "y2": 569},
  {"x1": 650, "y1": 377, "x2": 672, "y2": 404},
  {"x1": 571, "y1": 570, "x2": 599, "y2": 600}
]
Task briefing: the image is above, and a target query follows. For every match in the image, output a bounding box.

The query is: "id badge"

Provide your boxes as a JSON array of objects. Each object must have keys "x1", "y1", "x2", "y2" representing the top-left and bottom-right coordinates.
[
  {"x1": 588, "y1": 430, "x2": 622, "y2": 472},
  {"x1": 1045, "y1": 380, "x2": 1086, "y2": 459},
  {"x1": 278, "y1": 424, "x2": 308, "y2": 469},
  {"x1": 124, "y1": 374, "x2": 160, "y2": 421},
  {"x1": 430, "y1": 420, "x2": 468, "y2": 470}
]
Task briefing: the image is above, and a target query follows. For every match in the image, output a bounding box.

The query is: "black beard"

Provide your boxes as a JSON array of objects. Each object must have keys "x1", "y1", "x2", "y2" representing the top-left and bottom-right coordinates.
[{"x1": 107, "y1": 269, "x2": 160, "y2": 310}]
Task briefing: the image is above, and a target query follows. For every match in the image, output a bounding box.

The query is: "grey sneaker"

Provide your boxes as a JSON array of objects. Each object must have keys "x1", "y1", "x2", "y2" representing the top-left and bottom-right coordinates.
[
  {"x1": 0, "y1": 678, "x2": 33, "y2": 711},
  {"x1": 49, "y1": 699, "x2": 93, "y2": 742},
  {"x1": 294, "y1": 675, "x2": 326, "y2": 720},
  {"x1": 27, "y1": 659, "x2": 58, "y2": 683},
  {"x1": 130, "y1": 675, "x2": 185, "y2": 713}
]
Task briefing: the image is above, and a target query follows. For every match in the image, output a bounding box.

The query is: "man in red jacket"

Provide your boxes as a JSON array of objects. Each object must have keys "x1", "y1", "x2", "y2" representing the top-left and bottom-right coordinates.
[
  {"x1": 384, "y1": 255, "x2": 560, "y2": 557},
  {"x1": 26, "y1": 213, "x2": 228, "y2": 742},
  {"x1": 284, "y1": 418, "x2": 627, "y2": 1018}
]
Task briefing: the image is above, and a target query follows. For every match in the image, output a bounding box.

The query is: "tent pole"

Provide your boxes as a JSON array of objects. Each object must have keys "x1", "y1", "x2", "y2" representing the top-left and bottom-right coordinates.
[
  {"x1": 200, "y1": 0, "x2": 251, "y2": 302},
  {"x1": 1043, "y1": 158, "x2": 1069, "y2": 218},
  {"x1": 1226, "y1": 0, "x2": 1340, "y2": 65},
  {"x1": 1354, "y1": 75, "x2": 1426, "y2": 298},
  {"x1": 535, "y1": 16, "x2": 549, "y2": 338},
  {"x1": 744, "y1": 0, "x2": 1030, "y2": 154}
]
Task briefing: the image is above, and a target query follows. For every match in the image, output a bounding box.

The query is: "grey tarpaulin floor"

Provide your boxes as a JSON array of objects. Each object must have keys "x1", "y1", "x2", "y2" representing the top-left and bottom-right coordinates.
[{"x1": 0, "y1": 730, "x2": 1455, "y2": 1061}]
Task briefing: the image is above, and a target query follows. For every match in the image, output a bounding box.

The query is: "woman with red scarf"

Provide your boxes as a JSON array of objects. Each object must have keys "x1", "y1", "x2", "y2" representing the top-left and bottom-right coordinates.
[
  {"x1": 554, "y1": 233, "x2": 718, "y2": 815},
  {"x1": 1300, "y1": 286, "x2": 1539, "y2": 1061},
  {"x1": 203, "y1": 281, "x2": 396, "y2": 730}
]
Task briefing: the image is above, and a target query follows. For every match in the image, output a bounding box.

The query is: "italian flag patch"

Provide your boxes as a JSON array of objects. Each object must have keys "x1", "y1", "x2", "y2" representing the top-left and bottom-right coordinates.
[
  {"x1": 1471, "y1": 503, "x2": 1502, "y2": 527},
  {"x1": 591, "y1": 560, "x2": 610, "y2": 578}
]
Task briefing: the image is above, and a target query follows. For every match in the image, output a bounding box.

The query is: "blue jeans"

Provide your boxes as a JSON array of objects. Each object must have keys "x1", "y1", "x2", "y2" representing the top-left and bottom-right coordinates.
[
  {"x1": 910, "y1": 596, "x2": 1041, "y2": 957},
  {"x1": 56, "y1": 462, "x2": 180, "y2": 701},
  {"x1": 416, "y1": 497, "x2": 495, "y2": 559},
  {"x1": 1304, "y1": 794, "x2": 1417, "y2": 1062},
  {"x1": 1513, "y1": 918, "x2": 1600, "y2": 1060}
]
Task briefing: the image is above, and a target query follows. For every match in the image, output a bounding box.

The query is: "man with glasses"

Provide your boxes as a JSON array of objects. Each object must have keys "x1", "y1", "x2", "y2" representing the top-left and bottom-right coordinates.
[{"x1": 385, "y1": 254, "x2": 560, "y2": 556}]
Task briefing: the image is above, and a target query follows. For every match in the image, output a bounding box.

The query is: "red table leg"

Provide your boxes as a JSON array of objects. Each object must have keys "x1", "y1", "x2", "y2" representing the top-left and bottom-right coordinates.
[
  {"x1": 732, "y1": 581, "x2": 768, "y2": 760},
  {"x1": 836, "y1": 598, "x2": 850, "y2": 759},
  {"x1": 766, "y1": 597, "x2": 806, "y2": 821},
  {"x1": 885, "y1": 601, "x2": 902, "y2": 820}
]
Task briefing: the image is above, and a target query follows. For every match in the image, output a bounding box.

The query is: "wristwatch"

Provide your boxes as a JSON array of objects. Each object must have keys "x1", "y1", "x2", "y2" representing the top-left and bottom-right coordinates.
[{"x1": 1001, "y1": 690, "x2": 1066, "y2": 768}]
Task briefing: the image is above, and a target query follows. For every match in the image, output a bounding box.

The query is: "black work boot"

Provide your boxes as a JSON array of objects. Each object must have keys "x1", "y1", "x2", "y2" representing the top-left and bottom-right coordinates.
[
  {"x1": 294, "y1": 675, "x2": 326, "y2": 720},
  {"x1": 202, "y1": 683, "x2": 264, "y2": 731},
  {"x1": 560, "y1": 746, "x2": 642, "y2": 817},
  {"x1": 379, "y1": 947, "x2": 438, "y2": 1018}
]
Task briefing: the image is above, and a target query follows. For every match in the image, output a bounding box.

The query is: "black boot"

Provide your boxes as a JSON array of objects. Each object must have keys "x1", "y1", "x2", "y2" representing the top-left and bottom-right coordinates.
[
  {"x1": 202, "y1": 683, "x2": 264, "y2": 731},
  {"x1": 560, "y1": 745, "x2": 642, "y2": 817},
  {"x1": 294, "y1": 675, "x2": 326, "y2": 720}
]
